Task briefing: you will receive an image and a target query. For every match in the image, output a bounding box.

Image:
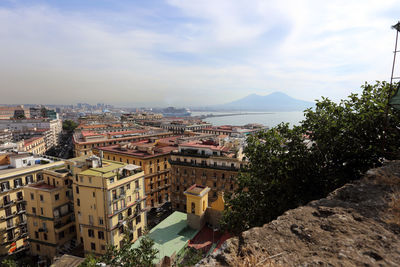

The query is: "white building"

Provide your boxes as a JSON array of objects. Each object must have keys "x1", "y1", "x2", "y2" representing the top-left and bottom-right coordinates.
[{"x1": 0, "y1": 119, "x2": 62, "y2": 148}]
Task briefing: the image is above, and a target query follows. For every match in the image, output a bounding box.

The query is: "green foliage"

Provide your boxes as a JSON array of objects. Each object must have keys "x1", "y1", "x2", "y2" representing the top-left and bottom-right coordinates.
[
  {"x1": 62, "y1": 120, "x2": 79, "y2": 132},
  {"x1": 1, "y1": 259, "x2": 18, "y2": 267},
  {"x1": 221, "y1": 81, "x2": 400, "y2": 234},
  {"x1": 79, "y1": 254, "x2": 98, "y2": 267},
  {"x1": 79, "y1": 228, "x2": 158, "y2": 267},
  {"x1": 178, "y1": 247, "x2": 204, "y2": 267}
]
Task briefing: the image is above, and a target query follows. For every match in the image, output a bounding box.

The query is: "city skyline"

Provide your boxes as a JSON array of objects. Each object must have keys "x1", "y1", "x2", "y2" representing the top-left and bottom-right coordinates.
[{"x1": 0, "y1": 0, "x2": 399, "y2": 106}]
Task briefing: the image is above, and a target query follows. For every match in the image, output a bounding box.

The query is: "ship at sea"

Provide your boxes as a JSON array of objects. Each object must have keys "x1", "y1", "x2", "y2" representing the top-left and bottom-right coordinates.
[{"x1": 154, "y1": 107, "x2": 191, "y2": 117}]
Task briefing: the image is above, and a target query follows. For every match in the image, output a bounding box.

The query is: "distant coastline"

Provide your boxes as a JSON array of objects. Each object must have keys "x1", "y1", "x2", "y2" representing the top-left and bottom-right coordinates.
[{"x1": 192, "y1": 111, "x2": 305, "y2": 127}]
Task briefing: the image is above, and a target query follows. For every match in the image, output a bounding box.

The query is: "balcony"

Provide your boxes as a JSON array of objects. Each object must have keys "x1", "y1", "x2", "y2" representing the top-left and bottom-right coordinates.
[
  {"x1": 3, "y1": 200, "x2": 14, "y2": 208},
  {"x1": 169, "y1": 158, "x2": 239, "y2": 172},
  {"x1": 6, "y1": 223, "x2": 16, "y2": 231},
  {"x1": 16, "y1": 198, "x2": 25, "y2": 204},
  {"x1": 55, "y1": 216, "x2": 74, "y2": 229},
  {"x1": 112, "y1": 193, "x2": 126, "y2": 202}
]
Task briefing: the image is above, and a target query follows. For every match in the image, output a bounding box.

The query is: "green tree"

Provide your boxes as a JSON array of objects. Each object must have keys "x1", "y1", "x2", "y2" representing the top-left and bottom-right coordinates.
[
  {"x1": 80, "y1": 228, "x2": 158, "y2": 267},
  {"x1": 221, "y1": 81, "x2": 400, "y2": 234},
  {"x1": 62, "y1": 120, "x2": 79, "y2": 132}
]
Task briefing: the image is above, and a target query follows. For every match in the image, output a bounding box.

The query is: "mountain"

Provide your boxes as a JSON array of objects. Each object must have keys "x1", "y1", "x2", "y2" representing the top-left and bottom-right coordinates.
[{"x1": 220, "y1": 92, "x2": 314, "y2": 111}]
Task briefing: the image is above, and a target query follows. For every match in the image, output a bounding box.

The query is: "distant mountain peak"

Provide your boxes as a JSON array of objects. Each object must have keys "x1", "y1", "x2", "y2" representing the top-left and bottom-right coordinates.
[{"x1": 221, "y1": 91, "x2": 314, "y2": 111}]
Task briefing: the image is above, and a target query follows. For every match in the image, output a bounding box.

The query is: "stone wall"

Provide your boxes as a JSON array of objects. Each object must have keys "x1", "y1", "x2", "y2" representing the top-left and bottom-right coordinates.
[{"x1": 200, "y1": 161, "x2": 400, "y2": 266}]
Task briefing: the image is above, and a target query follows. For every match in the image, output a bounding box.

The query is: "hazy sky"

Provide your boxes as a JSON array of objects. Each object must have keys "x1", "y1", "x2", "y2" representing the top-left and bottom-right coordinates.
[{"x1": 0, "y1": 0, "x2": 399, "y2": 107}]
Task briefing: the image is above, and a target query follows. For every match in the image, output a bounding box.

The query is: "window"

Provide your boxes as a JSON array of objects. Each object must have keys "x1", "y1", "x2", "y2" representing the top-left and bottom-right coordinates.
[
  {"x1": 137, "y1": 227, "x2": 142, "y2": 237},
  {"x1": 112, "y1": 190, "x2": 117, "y2": 200},
  {"x1": 127, "y1": 183, "x2": 130, "y2": 190},
  {"x1": 93, "y1": 192, "x2": 95, "y2": 198},
  {"x1": 191, "y1": 202, "x2": 195, "y2": 213},
  {"x1": 135, "y1": 180, "x2": 139, "y2": 188},
  {"x1": 40, "y1": 208, "x2": 43, "y2": 215},
  {"x1": 1, "y1": 181, "x2": 10, "y2": 192},
  {"x1": 101, "y1": 245, "x2": 106, "y2": 251},
  {"x1": 89, "y1": 177, "x2": 92, "y2": 183},
  {"x1": 75, "y1": 174, "x2": 78, "y2": 182},
  {"x1": 127, "y1": 196, "x2": 131, "y2": 202},
  {"x1": 59, "y1": 231, "x2": 65, "y2": 239},
  {"x1": 44, "y1": 233, "x2": 48, "y2": 240},
  {"x1": 55, "y1": 194, "x2": 59, "y2": 201},
  {"x1": 118, "y1": 213, "x2": 123, "y2": 221},
  {"x1": 35, "y1": 231, "x2": 39, "y2": 238},
  {"x1": 36, "y1": 244, "x2": 40, "y2": 251},
  {"x1": 40, "y1": 195, "x2": 44, "y2": 202},
  {"x1": 32, "y1": 207, "x2": 36, "y2": 214},
  {"x1": 77, "y1": 198, "x2": 80, "y2": 206},
  {"x1": 136, "y1": 214, "x2": 141, "y2": 224},
  {"x1": 76, "y1": 186, "x2": 79, "y2": 194},
  {"x1": 99, "y1": 217, "x2": 104, "y2": 225},
  {"x1": 91, "y1": 243, "x2": 96, "y2": 251},
  {"x1": 98, "y1": 231, "x2": 104, "y2": 240},
  {"x1": 88, "y1": 229, "x2": 95, "y2": 237},
  {"x1": 30, "y1": 193, "x2": 34, "y2": 200},
  {"x1": 150, "y1": 168, "x2": 152, "y2": 173}
]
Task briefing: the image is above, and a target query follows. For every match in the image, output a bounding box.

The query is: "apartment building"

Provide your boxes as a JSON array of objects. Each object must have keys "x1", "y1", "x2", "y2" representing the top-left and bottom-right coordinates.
[
  {"x1": 71, "y1": 156, "x2": 146, "y2": 256},
  {"x1": 0, "y1": 118, "x2": 62, "y2": 148},
  {"x1": 0, "y1": 153, "x2": 64, "y2": 256},
  {"x1": 25, "y1": 168, "x2": 75, "y2": 259},
  {"x1": 73, "y1": 129, "x2": 173, "y2": 157},
  {"x1": 23, "y1": 136, "x2": 46, "y2": 155},
  {"x1": 0, "y1": 106, "x2": 30, "y2": 120},
  {"x1": 95, "y1": 137, "x2": 178, "y2": 209},
  {"x1": 75, "y1": 122, "x2": 140, "y2": 133},
  {"x1": 169, "y1": 139, "x2": 244, "y2": 212},
  {"x1": 160, "y1": 121, "x2": 211, "y2": 134}
]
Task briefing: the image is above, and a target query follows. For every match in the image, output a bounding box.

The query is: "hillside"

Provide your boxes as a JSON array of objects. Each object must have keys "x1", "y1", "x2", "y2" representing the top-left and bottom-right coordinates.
[
  {"x1": 220, "y1": 92, "x2": 314, "y2": 111},
  {"x1": 200, "y1": 161, "x2": 400, "y2": 266}
]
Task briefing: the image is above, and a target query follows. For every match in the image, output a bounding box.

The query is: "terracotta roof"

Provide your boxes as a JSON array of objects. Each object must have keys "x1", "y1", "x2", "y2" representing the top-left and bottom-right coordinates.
[{"x1": 24, "y1": 136, "x2": 44, "y2": 146}]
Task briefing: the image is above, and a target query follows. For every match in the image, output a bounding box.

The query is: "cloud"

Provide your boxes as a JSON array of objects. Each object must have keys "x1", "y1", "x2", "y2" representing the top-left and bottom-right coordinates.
[{"x1": 0, "y1": 0, "x2": 398, "y2": 106}]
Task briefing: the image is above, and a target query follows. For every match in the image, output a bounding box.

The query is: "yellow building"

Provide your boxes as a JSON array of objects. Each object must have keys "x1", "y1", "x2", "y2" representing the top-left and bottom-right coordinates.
[
  {"x1": 96, "y1": 137, "x2": 178, "y2": 209},
  {"x1": 184, "y1": 185, "x2": 210, "y2": 230},
  {"x1": 23, "y1": 136, "x2": 46, "y2": 155},
  {"x1": 24, "y1": 168, "x2": 75, "y2": 260},
  {"x1": 73, "y1": 130, "x2": 173, "y2": 157},
  {"x1": 71, "y1": 156, "x2": 146, "y2": 255},
  {"x1": 0, "y1": 153, "x2": 64, "y2": 256}
]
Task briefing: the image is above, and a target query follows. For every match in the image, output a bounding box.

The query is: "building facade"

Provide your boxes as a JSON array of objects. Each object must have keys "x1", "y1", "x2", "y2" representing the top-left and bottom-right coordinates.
[
  {"x1": 71, "y1": 157, "x2": 146, "y2": 256},
  {"x1": 169, "y1": 140, "x2": 244, "y2": 212},
  {"x1": 0, "y1": 119, "x2": 62, "y2": 149},
  {"x1": 23, "y1": 136, "x2": 46, "y2": 155},
  {"x1": 96, "y1": 137, "x2": 178, "y2": 209},
  {"x1": 25, "y1": 168, "x2": 75, "y2": 259},
  {"x1": 0, "y1": 154, "x2": 64, "y2": 256},
  {"x1": 73, "y1": 130, "x2": 173, "y2": 157}
]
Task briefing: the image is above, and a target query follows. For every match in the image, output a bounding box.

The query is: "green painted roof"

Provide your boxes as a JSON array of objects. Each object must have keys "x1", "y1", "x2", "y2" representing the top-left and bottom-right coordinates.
[{"x1": 132, "y1": 211, "x2": 199, "y2": 263}]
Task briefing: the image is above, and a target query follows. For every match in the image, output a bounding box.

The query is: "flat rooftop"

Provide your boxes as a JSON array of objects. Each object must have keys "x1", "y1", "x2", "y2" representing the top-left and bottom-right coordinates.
[
  {"x1": 132, "y1": 211, "x2": 199, "y2": 264},
  {"x1": 79, "y1": 160, "x2": 125, "y2": 177},
  {"x1": 0, "y1": 161, "x2": 65, "y2": 180},
  {"x1": 185, "y1": 184, "x2": 210, "y2": 197},
  {"x1": 28, "y1": 182, "x2": 56, "y2": 190}
]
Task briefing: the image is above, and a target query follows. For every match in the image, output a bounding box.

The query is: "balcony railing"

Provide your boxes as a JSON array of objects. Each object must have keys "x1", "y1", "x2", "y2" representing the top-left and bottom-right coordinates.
[{"x1": 169, "y1": 158, "x2": 239, "y2": 171}]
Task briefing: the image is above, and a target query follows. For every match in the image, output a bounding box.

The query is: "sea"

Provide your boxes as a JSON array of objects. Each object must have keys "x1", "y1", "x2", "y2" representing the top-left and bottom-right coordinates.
[{"x1": 191, "y1": 111, "x2": 305, "y2": 128}]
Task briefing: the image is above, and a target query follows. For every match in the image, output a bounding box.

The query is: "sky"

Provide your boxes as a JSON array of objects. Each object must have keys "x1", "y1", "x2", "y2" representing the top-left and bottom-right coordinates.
[{"x1": 0, "y1": 0, "x2": 399, "y2": 107}]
